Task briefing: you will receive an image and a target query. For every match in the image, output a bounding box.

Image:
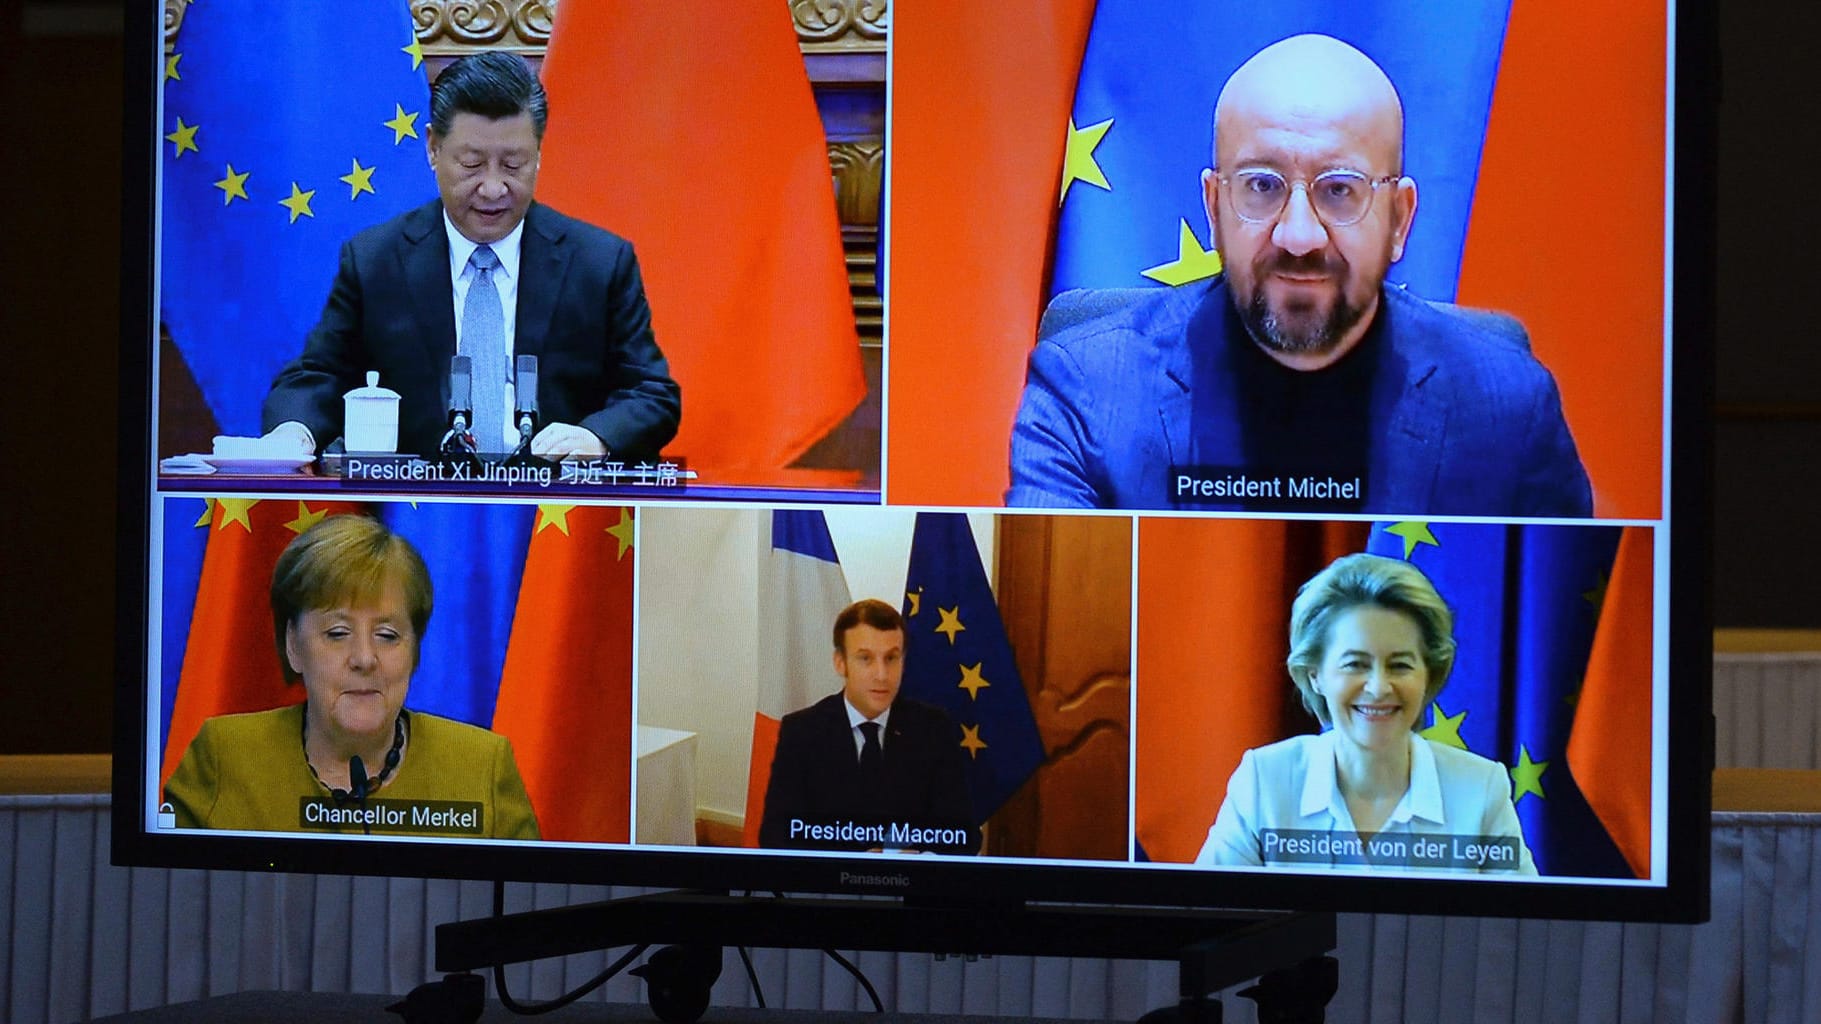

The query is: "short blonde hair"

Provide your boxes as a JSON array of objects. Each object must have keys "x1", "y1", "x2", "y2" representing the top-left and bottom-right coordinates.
[
  {"x1": 1285, "y1": 553, "x2": 1455, "y2": 725},
  {"x1": 269, "y1": 514, "x2": 432, "y2": 683}
]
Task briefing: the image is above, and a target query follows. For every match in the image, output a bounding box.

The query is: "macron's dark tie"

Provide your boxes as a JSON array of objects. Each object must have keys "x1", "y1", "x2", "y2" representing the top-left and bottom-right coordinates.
[{"x1": 858, "y1": 721, "x2": 883, "y2": 781}]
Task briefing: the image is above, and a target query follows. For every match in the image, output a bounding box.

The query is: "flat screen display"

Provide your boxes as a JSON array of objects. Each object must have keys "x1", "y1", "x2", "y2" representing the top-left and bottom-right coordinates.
[{"x1": 117, "y1": 0, "x2": 1712, "y2": 922}]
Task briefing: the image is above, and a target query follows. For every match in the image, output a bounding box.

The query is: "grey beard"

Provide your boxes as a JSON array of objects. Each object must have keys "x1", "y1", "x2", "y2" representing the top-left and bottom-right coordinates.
[{"x1": 1241, "y1": 286, "x2": 1368, "y2": 359}]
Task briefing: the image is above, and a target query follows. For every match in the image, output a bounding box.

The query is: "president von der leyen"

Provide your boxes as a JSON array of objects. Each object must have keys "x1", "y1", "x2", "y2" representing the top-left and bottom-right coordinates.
[{"x1": 1006, "y1": 34, "x2": 1592, "y2": 517}]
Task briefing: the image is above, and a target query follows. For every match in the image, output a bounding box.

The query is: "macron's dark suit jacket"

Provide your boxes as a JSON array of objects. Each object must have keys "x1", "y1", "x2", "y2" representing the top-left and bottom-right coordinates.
[
  {"x1": 263, "y1": 200, "x2": 680, "y2": 459},
  {"x1": 758, "y1": 694, "x2": 980, "y2": 855},
  {"x1": 1005, "y1": 277, "x2": 1593, "y2": 517}
]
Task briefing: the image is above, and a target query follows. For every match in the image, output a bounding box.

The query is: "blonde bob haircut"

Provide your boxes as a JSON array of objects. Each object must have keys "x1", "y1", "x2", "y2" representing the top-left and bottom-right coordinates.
[
  {"x1": 1285, "y1": 553, "x2": 1456, "y2": 725},
  {"x1": 269, "y1": 514, "x2": 433, "y2": 683}
]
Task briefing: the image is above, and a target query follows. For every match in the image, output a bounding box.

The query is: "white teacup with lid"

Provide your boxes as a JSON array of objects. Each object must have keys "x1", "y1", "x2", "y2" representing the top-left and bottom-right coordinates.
[{"x1": 343, "y1": 371, "x2": 401, "y2": 453}]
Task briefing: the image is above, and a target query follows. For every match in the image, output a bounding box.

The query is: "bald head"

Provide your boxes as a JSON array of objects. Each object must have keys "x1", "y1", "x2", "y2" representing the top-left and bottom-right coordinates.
[
  {"x1": 1214, "y1": 34, "x2": 1404, "y2": 173},
  {"x1": 1199, "y1": 34, "x2": 1418, "y2": 370}
]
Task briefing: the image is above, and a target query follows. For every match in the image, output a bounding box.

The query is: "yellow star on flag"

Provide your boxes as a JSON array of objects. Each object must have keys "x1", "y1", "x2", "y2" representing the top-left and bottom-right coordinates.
[
  {"x1": 1582, "y1": 570, "x2": 1609, "y2": 612},
  {"x1": 1510, "y1": 745, "x2": 1549, "y2": 803},
  {"x1": 1059, "y1": 116, "x2": 1114, "y2": 205},
  {"x1": 339, "y1": 158, "x2": 377, "y2": 200},
  {"x1": 1419, "y1": 701, "x2": 1468, "y2": 750},
  {"x1": 605, "y1": 508, "x2": 635, "y2": 560},
  {"x1": 214, "y1": 164, "x2": 250, "y2": 205},
  {"x1": 536, "y1": 504, "x2": 576, "y2": 536},
  {"x1": 192, "y1": 498, "x2": 216, "y2": 528},
  {"x1": 1383, "y1": 521, "x2": 1439, "y2": 560},
  {"x1": 935, "y1": 606, "x2": 966, "y2": 645},
  {"x1": 279, "y1": 182, "x2": 316, "y2": 223},
  {"x1": 165, "y1": 53, "x2": 182, "y2": 82},
  {"x1": 403, "y1": 38, "x2": 425, "y2": 70},
  {"x1": 959, "y1": 724, "x2": 988, "y2": 759},
  {"x1": 1141, "y1": 219, "x2": 1224, "y2": 286},
  {"x1": 215, "y1": 498, "x2": 260, "y2": 533},
  {"x1": 905, "y1": 588, "x2": 922, "y2": 618},
  {"x1": 957, "y1": 662, "x2": 990, "y2": 700},
  {"x1": 384, "y1": 104, "x2": 420, "y2": 145},
  {"x1": 284, "y1": 502, "x2": 329, "y2": 535},
  {"x1": 165, "y1": 118, "x2": 199, "y2": 158}
]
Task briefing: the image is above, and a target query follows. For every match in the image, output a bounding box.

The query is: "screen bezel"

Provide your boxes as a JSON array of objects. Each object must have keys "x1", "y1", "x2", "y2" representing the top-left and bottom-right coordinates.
[{"x1": 113, "y1": 1, "x2": 1715, "y2": 924}]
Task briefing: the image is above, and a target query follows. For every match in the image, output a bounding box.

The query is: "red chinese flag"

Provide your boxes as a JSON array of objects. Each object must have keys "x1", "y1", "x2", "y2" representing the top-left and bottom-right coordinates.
[
  {"x1": 536, "y1": 7, "x2": 863, "y2": 485},
  {"x1": 887, "y1": 1, "x2": 1095, "y2": 505},
  {"x1": 1135, "y1": 518, "x2": 1366, "y2": 863},
  {"x1": 492, "y1": 505, "x2": 636, "y2": 843},
  {"x1": 161, "y1": 499, "x2": 364, "y2": 786},
  {"x1": 1456, "y1": 1, "x2": 1665, "y2": 518},
  {"x1": 1568, "y1": 526, "x2": 1655, "y2": 877}
]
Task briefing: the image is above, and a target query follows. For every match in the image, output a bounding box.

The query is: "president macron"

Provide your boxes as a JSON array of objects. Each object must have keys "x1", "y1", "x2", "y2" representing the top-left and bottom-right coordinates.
[{"x1": 759, "y1": 600, "x2": 980, "y2": 855}]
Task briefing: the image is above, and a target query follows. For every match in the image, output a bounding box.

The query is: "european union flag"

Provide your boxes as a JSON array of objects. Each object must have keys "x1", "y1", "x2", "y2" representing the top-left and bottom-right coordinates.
[
  {"x1": 1366, "y1": 521, "x2": 1635, "y2": 877},
  {"x1": 1053, "y1": 3, "x2": 1511, "y2": 300},
  {"x1": 160, "y1": 3, "x2": 435, "y2": 438},
  {"x1": 900, "y1": 514, "x2": 1046, "y2": 824},
  {"x1": 378, "y1": 503, "x2": 533, "y2": 727}
]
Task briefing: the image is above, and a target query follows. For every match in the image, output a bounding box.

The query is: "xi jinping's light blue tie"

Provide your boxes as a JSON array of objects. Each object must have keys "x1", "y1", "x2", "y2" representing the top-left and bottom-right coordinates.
[{"x1": 462, "y1": 245, "x2": 505, "y2": 452}]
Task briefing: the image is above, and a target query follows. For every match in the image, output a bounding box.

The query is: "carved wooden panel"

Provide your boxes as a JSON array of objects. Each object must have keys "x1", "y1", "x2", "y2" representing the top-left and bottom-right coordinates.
[
  {"x1": 412, "y1": 0, "x2": 555, "y2": 53},
  {"x1": 845, "y1": 232, "x2": 883, "y2": 339},
  {"x1": 791, "y1": 0, "x2": 889, "y2": 51},
  {"x1": 830, "y1": 142, "x2": 884, "y2": 225},
  {"x1": 833, "y1": 142, "x2": 885, "y2": 343},
  {"x1": 992, "y1": 516, "x2": 1134, "y2": 861}
]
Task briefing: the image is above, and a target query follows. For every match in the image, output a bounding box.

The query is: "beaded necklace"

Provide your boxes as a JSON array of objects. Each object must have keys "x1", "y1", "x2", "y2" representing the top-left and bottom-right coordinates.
[{"x1": 303, "y1": 708, "x2": 407, "y2": 802}]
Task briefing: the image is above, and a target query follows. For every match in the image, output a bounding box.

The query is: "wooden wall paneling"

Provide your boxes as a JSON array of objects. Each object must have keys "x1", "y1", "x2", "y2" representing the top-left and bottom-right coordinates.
[
  {"x1": 993, "y1": 516, "x2": 1133, "y2": 861},
  {"x1": 794, "y1": 2, "x2": 887, "y2": 481}
]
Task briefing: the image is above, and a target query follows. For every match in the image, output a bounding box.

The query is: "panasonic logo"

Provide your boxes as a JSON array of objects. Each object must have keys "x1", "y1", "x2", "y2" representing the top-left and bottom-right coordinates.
[{"x1": 840, "y1": 870, "x2": 911, "y2": 888}]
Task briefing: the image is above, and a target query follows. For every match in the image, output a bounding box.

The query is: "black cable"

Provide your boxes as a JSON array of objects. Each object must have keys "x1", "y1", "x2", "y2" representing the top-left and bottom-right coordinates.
[
  {"x1": 760, "y1": 892, "x2": 880, "y2": 1014},
  {"x1": 736, "y1": 946, "x2": 765, "y2": 1009},
  {"x1": 489, "y1": 879, "x2": 649, "y2": 1015},
  {"x1": 821, "y1": 948, "x2": 884, "y2": 1014},
  {"x1": 735, "y1": 891, "x2": 766, "y2": 1008}
]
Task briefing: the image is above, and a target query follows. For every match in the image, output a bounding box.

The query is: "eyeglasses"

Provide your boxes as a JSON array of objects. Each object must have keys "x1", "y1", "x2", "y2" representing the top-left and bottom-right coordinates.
[{"x1": 1218, "y1": 168, "x2": 1399, "y2": 227}]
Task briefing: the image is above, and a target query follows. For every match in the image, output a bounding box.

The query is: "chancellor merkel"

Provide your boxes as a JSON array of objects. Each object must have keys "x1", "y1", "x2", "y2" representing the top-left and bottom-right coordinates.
[{"x1": 164, "y1": 514, "x2": 540, "y2": 838}]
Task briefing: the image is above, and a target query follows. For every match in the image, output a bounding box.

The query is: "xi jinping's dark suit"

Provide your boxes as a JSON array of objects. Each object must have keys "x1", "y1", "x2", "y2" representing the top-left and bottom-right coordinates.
[{"x1": 263, "y1": 200, "x2": 680, "y2": 459}]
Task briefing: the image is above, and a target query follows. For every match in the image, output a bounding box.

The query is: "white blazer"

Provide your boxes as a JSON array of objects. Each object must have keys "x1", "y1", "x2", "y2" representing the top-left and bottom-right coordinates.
[{"x1": 1196, "y1": 731, "x2": 1538, "y2": 875}]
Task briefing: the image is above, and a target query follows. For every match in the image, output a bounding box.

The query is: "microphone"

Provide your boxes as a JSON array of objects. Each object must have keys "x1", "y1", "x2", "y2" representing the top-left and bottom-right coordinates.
[
  {"x1": 433, "y1": 353, "x2": 477, "y2": 460},
  {"x1": 350, "y1": 754, "x2": 370, "y2": 801},
  {"x1": 440, "y1": 355, "x2": 480, "y2": 459},
  {"x1": 350, "y1": 754, "x2": 371, "y2": 835},
  {"x1": 513, "y1": 354, "x2": 539, "y2": 445},
  {"x1": 450, "y1": 354, "x2": 473, "y2": 432}
]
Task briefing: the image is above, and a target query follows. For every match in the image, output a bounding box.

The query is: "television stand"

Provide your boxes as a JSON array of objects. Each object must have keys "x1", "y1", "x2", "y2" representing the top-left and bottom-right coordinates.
[{"x1": 428, "y1": 890, "x2": 1337, "y2": 1022}]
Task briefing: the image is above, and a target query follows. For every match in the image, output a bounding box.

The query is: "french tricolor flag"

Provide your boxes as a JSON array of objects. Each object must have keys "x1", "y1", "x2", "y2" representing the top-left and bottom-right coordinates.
[{"x1": 740, "y1": 511, "x2": 852, "y2": 846}]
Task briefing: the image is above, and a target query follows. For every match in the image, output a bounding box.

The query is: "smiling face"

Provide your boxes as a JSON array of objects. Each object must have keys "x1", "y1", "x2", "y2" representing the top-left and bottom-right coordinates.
[
  {"x1": 429, "y1": 110, "x2": 540, "y2": 244},
  {"x1": 1202, "y1": 34, "x2": 1416, "y2": 368},
  {"x1": 835, "y1": 623, "x2": 905, "y2": 720},
  {"x1": 287, "y1": 581, "x2": 417, "y2": 749},
  {"x1": 1312, "y1": 604, "x2": 1429, "y2": 755}
]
